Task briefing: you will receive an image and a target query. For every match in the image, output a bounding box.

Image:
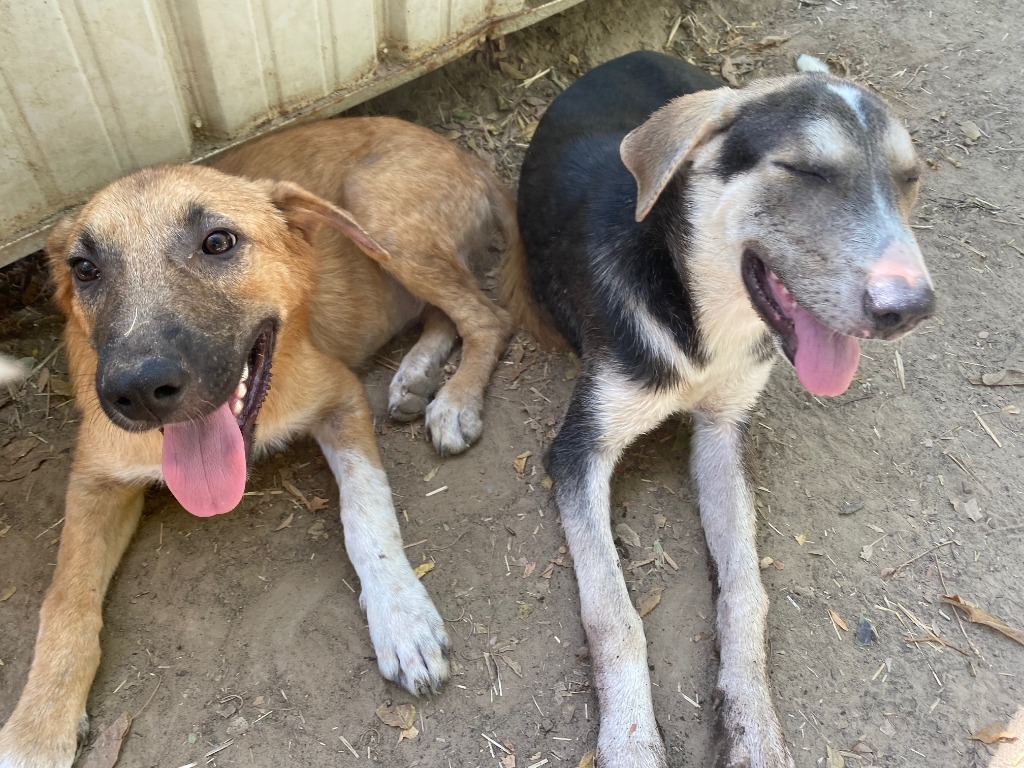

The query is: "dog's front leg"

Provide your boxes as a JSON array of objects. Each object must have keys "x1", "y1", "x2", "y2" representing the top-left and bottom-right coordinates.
[
  {"x1": 314, "y1": 368, "x2": 450, "y2": 696},
  {"x1": 549, "y1": 384, "x2": 667, "y2": 768},
  {"x1": 690, "y1": 413, "x2": 794, "y2": 768},
  {"x1": 0, "y1": 475, "x2": 144, "y2": 768}
]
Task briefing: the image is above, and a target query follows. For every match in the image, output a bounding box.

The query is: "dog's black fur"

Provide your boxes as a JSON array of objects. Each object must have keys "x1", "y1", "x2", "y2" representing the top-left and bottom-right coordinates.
[{"x1": 518, "y1": 52, "x2": 724, "y2": 387}]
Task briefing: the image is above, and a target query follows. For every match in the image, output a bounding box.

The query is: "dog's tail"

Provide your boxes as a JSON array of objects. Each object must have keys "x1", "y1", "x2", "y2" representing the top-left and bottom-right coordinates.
[{"x1": 488, "y1": 179, "x2": 567, "y2": 351}]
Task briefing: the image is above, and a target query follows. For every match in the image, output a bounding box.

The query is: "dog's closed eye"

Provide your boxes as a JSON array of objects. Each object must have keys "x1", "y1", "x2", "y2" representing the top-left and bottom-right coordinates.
[{"x1": 772, "y1": 161, "x2": 830, "y2": 183}]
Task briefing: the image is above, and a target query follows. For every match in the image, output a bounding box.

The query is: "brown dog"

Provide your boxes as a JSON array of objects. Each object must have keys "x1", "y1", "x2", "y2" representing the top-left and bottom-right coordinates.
[{"x1": 0, "y1": 117, "x2": 514, "y2": 767}]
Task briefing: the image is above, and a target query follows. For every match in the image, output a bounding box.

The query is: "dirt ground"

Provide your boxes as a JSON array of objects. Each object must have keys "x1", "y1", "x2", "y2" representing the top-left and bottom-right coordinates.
[{"x1": 2, "y1": 0, "x2": 1023, "y2": 766}]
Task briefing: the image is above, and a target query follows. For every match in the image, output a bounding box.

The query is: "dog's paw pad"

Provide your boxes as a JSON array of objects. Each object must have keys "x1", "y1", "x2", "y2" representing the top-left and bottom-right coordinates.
[
  {"x1": 425, "y1": 391, "x2": 483, "y2": 456},
  {"x1": 365, "y1": 577, "x2": 451, "y2": 696},
  {"x1": 388, "y1": 366, "x2": 442, "y2": 422}
]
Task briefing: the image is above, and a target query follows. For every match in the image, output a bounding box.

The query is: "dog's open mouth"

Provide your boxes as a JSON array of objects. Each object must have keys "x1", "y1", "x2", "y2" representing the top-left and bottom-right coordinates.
[
  {"x1": 161, "y1": 321, "x2": 276, "y2": 518},
  {"x1": 741, "y1": 251, "x2": 860, "y2": 397}
]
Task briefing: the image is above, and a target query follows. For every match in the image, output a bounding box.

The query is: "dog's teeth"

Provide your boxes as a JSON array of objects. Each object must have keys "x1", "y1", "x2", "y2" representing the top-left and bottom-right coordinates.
[
  {"x1": 235, "y1": 381, "x2": 248, "y2": 400},
  {"x1": 231, "y1": 399, "x2": 244, "y2": 417},
  {"x1": 240, "y1": 365, "x2": 250, "y2": 383}
]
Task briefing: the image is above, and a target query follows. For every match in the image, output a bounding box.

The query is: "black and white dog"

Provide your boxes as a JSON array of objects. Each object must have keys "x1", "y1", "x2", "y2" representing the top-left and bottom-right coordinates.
[{"x1": 502, "y1": 51, "x2": 934, "y2": 767}]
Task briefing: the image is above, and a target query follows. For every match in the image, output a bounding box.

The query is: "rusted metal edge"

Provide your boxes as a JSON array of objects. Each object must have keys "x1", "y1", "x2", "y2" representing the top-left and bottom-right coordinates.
[{"x1": 0, "y1": 0, "x2": 585, "y2": 270}]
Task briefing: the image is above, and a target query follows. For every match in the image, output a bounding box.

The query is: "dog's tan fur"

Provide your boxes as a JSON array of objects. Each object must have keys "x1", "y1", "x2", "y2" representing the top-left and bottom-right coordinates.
[{"x1": 0, "y1": 117, "x2": 513, "y2": 768}]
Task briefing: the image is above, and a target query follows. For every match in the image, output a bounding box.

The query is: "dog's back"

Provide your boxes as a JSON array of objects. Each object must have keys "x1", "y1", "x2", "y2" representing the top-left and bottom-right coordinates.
[{"x1": 509, "y1": 52, "x2": 721, "y2": 362}]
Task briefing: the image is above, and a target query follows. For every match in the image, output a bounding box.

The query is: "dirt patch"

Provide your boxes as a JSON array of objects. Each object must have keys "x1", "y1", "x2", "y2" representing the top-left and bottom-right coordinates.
[{"x1": 2, "y1": 0, "x2": 1023, "y2": 766}]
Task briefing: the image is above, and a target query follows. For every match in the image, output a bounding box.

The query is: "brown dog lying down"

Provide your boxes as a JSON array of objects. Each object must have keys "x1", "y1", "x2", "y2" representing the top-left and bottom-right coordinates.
[{"x1": 0, "y1": 117, "x2": 514, "y2": 767}]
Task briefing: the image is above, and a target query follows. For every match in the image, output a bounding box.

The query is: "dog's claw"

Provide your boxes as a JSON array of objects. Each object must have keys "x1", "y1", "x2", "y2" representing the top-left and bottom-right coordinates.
[
  {"x1": 425, "y1": 390, "x2": 483, "y2": 456},
  {"x1": 363, "y1": 574, "x2": 451, "y2": 697}
]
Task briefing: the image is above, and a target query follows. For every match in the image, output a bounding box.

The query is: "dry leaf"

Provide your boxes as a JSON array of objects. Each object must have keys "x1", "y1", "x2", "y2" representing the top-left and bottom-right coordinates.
[
  {"x1": 541, "y1": 476, "x2": 553, "y2": 490},
  {"x1": 825, "y1": 744, "x2": 845, "y2": 768},
  {"x1": 499, "y1": 61, "x2": 528, "y2": 80},
  {"x1": 1003, "y1": 405, "x2": 1021, "y2": 415},
  {"x1": 755, "y1": 34, "x2": 791, "y2": 49},
  {"x1": 500, "y1": 755, "x2": 517, "y2": 768},
  {"x1": 398, "y1": 725, "x2": 419, "y2": 743},
  {"x1": 281, "y1": 478, "x2": 308, "y2": 506},
  {"x1": 0, "y1": 586, "x2": 16, "y2": 602},
  {"x1": 578, "y1": 751, "x2": 596, "y2": 768},
  {"x1": 306, "y1": 496, "x2": 329, "y2": 512},
  {"x1": 414, "y1": 562, "x2": 436, "y2": 579},
  {"x1": 423, "y1": 466, "x2": 439, "y2": 482},
  {"x1": 615, "y1": 523, "x2": 642, "y2": 549},
  {"x1": 636, "y1": 587, "x2": 663, "y2": 618},
  {"x1": 376, "y1": 702, "x2": 416, "y2": 730},
  {"x1": 976, "y1": 368, "x2": 1024, "y2": 386},
  {"x1": 970, "y1": 722, "x2": 1018, "y2": 744},
  {"x1": 513, "y1": 450, "x2": 532, "y2": 476},
  {"x1": 721, "y1": 56, "x2": 740, "y2": 87},
  {"x1": 273, "y1": 512, "x2": 295, "y2": 532},
  {"x1": 523, "y1": 562, "x2": 536, "y2": 579},
  {"x1": 952, "y1": 497, "x2": 983, "y2": 522},
  {"x1": 941, "y1": 594, "x2": 1024, "y2": 647},
  {"x1": 794, "y1": 533, "x2": 808, "y2": 546},
  {"x1": 960, "y1": 120, "x2": 982, "y2": 143},
  {"x1": 77, "y1": 712, "x2": 132, "y2": 768},
  {"x1": 759, "y1": 556, "x2": 775, "y2": 570},
  {"x1": 829, "y1": 610, "x2": 850, "y2": 632},
  {"x1": 860, "y1": 543, "x2": 875, "y2": 561}
]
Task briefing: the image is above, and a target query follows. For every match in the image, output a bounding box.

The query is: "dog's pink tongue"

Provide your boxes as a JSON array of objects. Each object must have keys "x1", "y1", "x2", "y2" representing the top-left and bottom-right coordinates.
[
  {"x1": 162, "y1": 404, "x2": 246, "y2": 517},
  {"x1": 791, "y1": 304, "x2": 861, "y2": 397}
]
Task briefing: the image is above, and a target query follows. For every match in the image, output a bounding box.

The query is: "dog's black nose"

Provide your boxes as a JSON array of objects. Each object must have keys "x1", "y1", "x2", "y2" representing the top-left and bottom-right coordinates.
[
  {"x1": 100, "y1": 357, "x2": 189, "y2": 425},
  {"x1": 864, "y1": 276, "x2": 936, "y2": 339}
]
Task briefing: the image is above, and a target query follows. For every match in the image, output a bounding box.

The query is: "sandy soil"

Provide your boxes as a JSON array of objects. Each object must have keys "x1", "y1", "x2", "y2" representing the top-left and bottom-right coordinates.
[{"x1": 2, "y1": 0, "x2": 1023, "y2": 766}]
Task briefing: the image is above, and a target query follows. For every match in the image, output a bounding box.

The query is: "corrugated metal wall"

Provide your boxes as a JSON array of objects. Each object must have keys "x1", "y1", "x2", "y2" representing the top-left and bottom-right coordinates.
[{"x1": 0, "y1": 0, "x2": 582, "y2": 268}]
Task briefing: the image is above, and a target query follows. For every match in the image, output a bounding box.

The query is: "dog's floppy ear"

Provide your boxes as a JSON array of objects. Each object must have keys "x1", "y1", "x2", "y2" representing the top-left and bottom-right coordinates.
[
  {"x1": 620, "y1": 87, "x2": 739, "y2": 222},
  {"x1": 264, "y1": 180, "x2": 390, "y2": 262},
  {"x1": 46, "y1": 215, "x2": 79, "y2": 314}
]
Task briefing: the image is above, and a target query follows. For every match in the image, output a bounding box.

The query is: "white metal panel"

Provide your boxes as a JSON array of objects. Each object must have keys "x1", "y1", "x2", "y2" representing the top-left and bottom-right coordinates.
[
  {"x1": 0, "y1": 0, "x2": 586, "y2": 268},
  {"x1": 165, "y1": 0, "x2": 378, "y2": 138},
  {"x1": 0, "y1": 0, "x2": 189, "y2": 236}
]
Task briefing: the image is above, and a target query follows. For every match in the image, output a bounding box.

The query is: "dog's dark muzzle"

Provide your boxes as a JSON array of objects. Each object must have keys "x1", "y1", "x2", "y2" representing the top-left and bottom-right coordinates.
[{"x1": 98, "y1": 355, "x2": 190, "y2": 427}]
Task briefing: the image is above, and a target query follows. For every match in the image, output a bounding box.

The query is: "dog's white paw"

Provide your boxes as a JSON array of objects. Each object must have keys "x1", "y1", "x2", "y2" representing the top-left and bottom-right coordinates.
[
  {"x1": 595, "y1": 719, "x2": 667, "y2": 768},
  {"x1": 425, "y1": 388, "x2": 483, "y2": 456},
  {"x1": 362, "y1": 572, "x2": 451, "y2": 695},
  {"x1": 388, "y1": 363, "x2": 442, "y2": 423},
  {"x1": 717, "y1": 696, "x2": 794, "y2": 768}
]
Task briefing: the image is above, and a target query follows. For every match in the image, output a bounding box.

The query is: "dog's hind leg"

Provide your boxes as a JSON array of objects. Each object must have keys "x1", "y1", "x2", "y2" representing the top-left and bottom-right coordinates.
[
  {"x1": 314, "y1": 361, "x2": 450, "y2": 696},
  {"x1": 548, "y1": 371, "x2": 671, "y2": 768},
  {"x1": 0, "y1": 475, "x2": 144, "y2": 768},
  {"x1": 690, "y1": 413, "x2": 794, "y2": 768},
  {"x1": 388, "y1": 307, "x2": 458, "y2": 423},
  {"x1": 374, "y1": 258, "x2": 511, "y2": 456}
]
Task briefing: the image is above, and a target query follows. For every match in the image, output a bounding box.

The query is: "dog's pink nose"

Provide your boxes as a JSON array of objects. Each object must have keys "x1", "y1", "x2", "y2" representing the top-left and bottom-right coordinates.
[{"x1": 864, "y1": 243, "x2": 935, "y2": 339}]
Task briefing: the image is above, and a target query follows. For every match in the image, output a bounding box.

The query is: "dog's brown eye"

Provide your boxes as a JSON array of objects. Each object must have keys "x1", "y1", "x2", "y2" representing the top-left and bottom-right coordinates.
[
  {"x1": 72, "y1": 259, "x2": 100, "y2": 282},
  {"x1": 202, "y1": 230, "x2": 237, "y2": 256}
]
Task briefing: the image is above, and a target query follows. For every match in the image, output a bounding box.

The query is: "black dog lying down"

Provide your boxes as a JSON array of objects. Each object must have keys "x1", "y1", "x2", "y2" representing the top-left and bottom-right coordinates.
[{"x1": 503, "y1": 51, "x2": 934, "y2": 767}]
